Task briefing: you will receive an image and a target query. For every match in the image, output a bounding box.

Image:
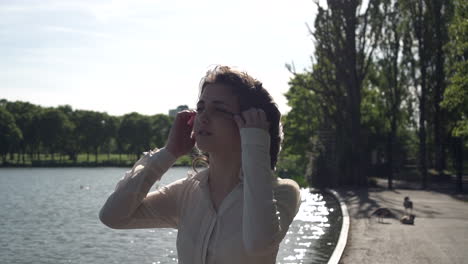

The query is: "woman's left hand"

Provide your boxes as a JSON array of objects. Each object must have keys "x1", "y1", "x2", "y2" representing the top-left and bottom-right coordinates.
[{"x1": 234, "y1": 108, "x2": 269, "y2": 131}]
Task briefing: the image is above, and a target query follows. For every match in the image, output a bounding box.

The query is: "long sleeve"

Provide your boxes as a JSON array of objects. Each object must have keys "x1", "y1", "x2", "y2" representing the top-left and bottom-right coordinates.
[
  {"x1": 99, "y1": 147, "x2": 183, "y2": 229},
  {"x1": 241, "y1": 128, "x2": 301, "y2": 256}
]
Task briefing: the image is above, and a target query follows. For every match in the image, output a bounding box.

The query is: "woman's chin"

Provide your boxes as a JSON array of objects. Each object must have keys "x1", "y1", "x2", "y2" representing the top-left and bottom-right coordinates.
[{"x1": 195, "y1": 141, "x2": 211, "y2": 153}]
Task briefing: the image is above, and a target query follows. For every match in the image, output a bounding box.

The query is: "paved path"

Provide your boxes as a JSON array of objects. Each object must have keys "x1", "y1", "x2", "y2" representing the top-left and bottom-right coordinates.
[{"x1": 336, "y1": 180, "x2": 468, "y2": 264}]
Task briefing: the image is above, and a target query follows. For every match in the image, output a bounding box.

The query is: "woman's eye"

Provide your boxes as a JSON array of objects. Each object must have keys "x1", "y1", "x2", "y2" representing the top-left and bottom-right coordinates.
[{"x1": 215, "y1": 108, "x2": 230, "y2": 114}]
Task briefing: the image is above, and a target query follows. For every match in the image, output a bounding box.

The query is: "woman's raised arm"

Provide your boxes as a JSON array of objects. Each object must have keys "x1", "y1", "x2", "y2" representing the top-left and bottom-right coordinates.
[
  {"x1": 99, "y1": 148, "x2": 183, "y2": 229},
  {"x1": 235, "y1": 109, "x2": 301, "y2": 255},
  {"x1": 99, "y1": 111, "x2": 196, "y2": 229}
]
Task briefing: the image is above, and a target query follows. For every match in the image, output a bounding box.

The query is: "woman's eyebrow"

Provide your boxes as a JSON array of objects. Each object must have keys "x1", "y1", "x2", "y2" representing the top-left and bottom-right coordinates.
[
  {"x1": 212, "y1": 100, "x2": 229, "y2": 106},
  {"x1": 197, "y1": 100, "x2": 230, "y2": 107}
]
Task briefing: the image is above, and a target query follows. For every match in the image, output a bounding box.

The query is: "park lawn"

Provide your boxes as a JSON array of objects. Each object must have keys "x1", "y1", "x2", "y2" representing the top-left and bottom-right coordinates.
[{"x1": 1, "y1": 153, "x2": 192, "y2": 167}]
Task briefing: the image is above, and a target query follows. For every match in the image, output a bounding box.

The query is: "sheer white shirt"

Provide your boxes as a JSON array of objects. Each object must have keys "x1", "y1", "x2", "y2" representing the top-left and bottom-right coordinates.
[{"x1": 99, "y1": 128, "x2": 301, "y2": 264}]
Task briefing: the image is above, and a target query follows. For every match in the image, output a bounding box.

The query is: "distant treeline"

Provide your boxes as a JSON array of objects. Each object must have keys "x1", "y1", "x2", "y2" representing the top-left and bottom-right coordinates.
[
  {"x1": 2, "y1": 0, "x2": 467, "y2": 190},
  {"x1": 0, "y1": 99, "x2": 174, "y2": 166}
]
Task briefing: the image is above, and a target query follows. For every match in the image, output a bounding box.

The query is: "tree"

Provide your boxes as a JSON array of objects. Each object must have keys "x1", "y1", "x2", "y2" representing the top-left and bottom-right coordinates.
[
  {"x1": 297, "y1": 0, "x2": 386, "y2": 185},
  {"x1": 442, "y1": 0, "x2": 468, "y2": 138},
  {"x1": 101, "y1": 115, "x2": 118, "y2": 160},
  {"x1": 5, "y1": 101, "x2": 41, "y2": 163},
  {"x1": 441, "y1": 0, "x2": 468, "y2": 192},
  {"x1": 279, "y1": 72, "x2": 322, "y2": 182},
  {"x1": 151, "y1": 114, "x2": 172, "y2": 149},
  {"x1": 74, "y1": 110, "x2": 109, "y2": 163},
  {"x1": 373, "y1": 0, "x2": 410, "y2": 188},
  {"x1": 402, "y1": 0, "x2": 431, "y2": 188},
  {"x1": 430, "y1": 0, "x2": 452, "y2": 177},
  {"x1": 38, "y1": 108, "x2": 73, "y2": 161},
  {"x1": 0, "y1": 107, "x2": 23, "y2": 163},
  {"x1": 118, "y1": 113, "x2": 153, "y2": 159}
]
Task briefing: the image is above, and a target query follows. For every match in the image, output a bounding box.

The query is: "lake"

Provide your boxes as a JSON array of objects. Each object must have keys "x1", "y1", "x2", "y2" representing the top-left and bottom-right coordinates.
[{"x1": 0, "y1": 167, "x2": 341, "y2": 264}]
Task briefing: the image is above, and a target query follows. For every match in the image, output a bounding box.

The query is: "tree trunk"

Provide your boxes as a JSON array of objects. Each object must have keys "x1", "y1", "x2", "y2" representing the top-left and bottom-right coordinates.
[
  {"x1": 413, "y1": 0, "x2": 428, "y2": 189},
  {"x1": 432, "y1": 0, "x2": 447, "y2": 178},
  {"x1": 419, "y1": 64, "x2": 428, "y2": 189},
  {"x1": 342, "y1": 0, "x2": 364, "y2": 186},
  {"x1": 387, "y1": 116, "x2": 398, "y2": 189},
  {"x1": 453, "y1": 137, "x2": 464, "y2": 193}
]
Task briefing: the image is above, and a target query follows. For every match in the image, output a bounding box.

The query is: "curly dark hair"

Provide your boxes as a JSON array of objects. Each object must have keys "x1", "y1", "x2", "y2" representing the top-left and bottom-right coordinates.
[{"x1": 193, "y1": 65, "x2": 283, "y2": 170}]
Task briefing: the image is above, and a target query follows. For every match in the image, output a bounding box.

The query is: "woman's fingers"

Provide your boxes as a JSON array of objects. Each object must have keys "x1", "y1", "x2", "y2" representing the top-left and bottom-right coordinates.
[
  {"x1": 258, "y1": 109, "x2": 267, "y2": 122},
  {"x1": 234, "y1": 114, "x2": 245, "y2": 128},
  {"x1": 176, "y1": 110, "x2": 194, "y2": 124},
  {"x1": 166, "y1": 110, "x2": 196, "y2": 158},
  {"x1": 238, "y1": 108, "x2": 269, "y2": 130},
  {"x1": 187, "y1": 114, "x2": 195, "y2": 126}
]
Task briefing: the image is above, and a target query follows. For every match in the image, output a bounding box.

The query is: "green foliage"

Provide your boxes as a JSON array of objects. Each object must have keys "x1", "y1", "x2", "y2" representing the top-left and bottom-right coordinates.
[
  {"x1": 38, "y1": 108, "x2": 73, "y2": 158},
  {"x1": 74, "y1": 110, "x2": 106, "y2": 156},
  {"x1": 118, "y1": 112, "x2": 153, "y2": 157},
  {"x1": 281, "y1": 0, "x2": 464, "y2": 188},
  {"x1": 151, "y1": 114, "x2": 172, "y2": 148},
  {"x1": 0, "y1": 107, "x2": 22, "y2": 158},
  {"x1": 4, "y1": 101, "x2": 42, "y2": 157},
  {"x1": 442, "y1": 0, "x2": 468, "y2": 138},
  {"x1": 0, "y1": 99, "x2": 177, "y2": 167},
  {"x1": 282, "y1": 73, "x2": 320, "y2": 156},
  {"x1": 291, "y1": 175, "x2": 308, "y2": 189},
  {"x1": 361, "y1": 79, "x2": 388, "y2": 140},
  {"x1": 276, "y1": 72, "x2": 322, "y2": 183},
  {"x1": 176, "y1": 155, "x2": 192, "y2": 167},
  {"x1": 277, "y1": 154, "x2": 307, "y2": 180},
  {"x1": 282, "y1": 0, "x2": 389, "y2": 187}
]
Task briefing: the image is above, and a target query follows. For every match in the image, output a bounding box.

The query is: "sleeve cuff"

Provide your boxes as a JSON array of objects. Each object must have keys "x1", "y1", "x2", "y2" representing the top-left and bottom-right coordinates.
[
  {"x1": 147, "y1": 147, "x2": 177, "y2": 173},
  {"x1": 240, "y1": 128, "x2": 270, "y2": 147}
]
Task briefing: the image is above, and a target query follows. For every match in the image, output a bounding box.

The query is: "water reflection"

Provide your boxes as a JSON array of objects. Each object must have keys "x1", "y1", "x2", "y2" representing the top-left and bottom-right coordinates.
[
  {"x1": 277, "y1": 189, "x2": 342, "y2": 264},
  {"x1": 0, "y1": 169, "x2": 341, "y2": 264}
]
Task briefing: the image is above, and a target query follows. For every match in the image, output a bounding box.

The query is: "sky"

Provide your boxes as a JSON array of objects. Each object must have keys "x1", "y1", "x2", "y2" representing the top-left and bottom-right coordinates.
[{"x1": 0, "y1": 0, "x2": 318, "y2": 116}]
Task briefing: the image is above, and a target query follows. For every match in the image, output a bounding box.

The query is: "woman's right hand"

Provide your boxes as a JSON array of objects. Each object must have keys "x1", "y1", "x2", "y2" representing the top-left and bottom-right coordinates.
[{"x1": 165, "y1": 110, "x2": 196, "y2": 158}]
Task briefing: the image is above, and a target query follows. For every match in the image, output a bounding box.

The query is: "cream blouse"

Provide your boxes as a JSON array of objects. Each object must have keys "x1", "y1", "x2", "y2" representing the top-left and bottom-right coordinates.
[{"x1": 99, "y1": 128, "x2": 301, "y2": 264}]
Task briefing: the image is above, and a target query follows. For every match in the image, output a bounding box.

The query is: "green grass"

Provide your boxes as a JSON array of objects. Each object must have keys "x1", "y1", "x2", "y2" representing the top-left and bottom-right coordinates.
[
  {"x1": 1, "y1": 153, "x2": 192, "y2": 167},
  {"x1": 290, "y1": 175, "x2": 308, "y2": 188}
]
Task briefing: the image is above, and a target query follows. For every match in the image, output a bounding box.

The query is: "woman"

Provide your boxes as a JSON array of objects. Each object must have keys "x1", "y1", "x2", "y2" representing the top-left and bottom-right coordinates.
[{"x1": 99, "y1": 66, "x2": 301, "y2": 263}]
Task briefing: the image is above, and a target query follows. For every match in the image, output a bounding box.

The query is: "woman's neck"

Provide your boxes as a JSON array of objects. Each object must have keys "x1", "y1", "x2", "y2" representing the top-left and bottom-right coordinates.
[{"x1": 208, "y1": 152, "x2": 242, "y2": 196}]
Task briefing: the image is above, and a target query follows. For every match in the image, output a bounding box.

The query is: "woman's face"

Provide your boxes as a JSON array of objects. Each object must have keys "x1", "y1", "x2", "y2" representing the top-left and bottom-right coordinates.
[{"x1": 193, "y1": 83, "x2": 241, "y2": 154}]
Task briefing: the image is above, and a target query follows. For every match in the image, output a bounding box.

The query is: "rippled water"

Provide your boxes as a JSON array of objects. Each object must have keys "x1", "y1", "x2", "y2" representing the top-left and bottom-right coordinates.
[
  {"x1": 0, "y1": 168, "x2": 341, "y2": 264},
  {"x1": 277, "y1": 189, "x2": 342, "y2": 264}
]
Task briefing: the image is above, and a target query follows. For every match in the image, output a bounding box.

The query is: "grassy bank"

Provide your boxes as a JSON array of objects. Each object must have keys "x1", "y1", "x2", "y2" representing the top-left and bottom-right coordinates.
[{"x1": 0, "y1": 153, "x2": 192, "y2": 168}]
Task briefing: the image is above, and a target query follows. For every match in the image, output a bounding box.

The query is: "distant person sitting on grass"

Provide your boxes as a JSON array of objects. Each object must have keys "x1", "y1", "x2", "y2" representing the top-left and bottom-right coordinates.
[{"x1": 99, "y1": 65, "x2": 301, "y2": 264}]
